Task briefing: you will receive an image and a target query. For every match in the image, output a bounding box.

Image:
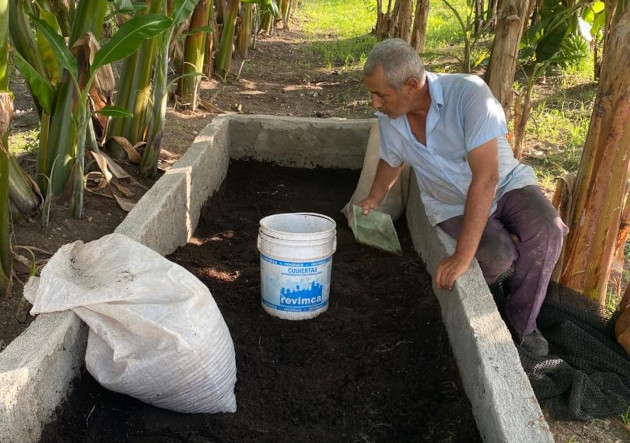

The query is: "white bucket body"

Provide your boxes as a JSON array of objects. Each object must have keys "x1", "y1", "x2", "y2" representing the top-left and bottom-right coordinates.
[{"x1": 257, "y1": 213, "x2": 337, "y2": 320}]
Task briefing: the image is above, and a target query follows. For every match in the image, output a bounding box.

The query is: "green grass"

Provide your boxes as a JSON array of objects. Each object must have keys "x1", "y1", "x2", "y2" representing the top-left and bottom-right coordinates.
[
  {"x1": 8, "y1": 127, "x2": 39, "y2": 156},
  {"x1": 299, "y1": 0, "x2": 375, "y2": 38},
  {"x1": 294, "y1": 0, "x2": 473, "y2": 72},
  {"x1": 296, "y1": 0, "x2": 376, "y2": 70},
  {"x1": 514, "y1": 61, "x2": 596, "y2": 193},
  {"x1": 526, "y1": 94, "x2": 593, "y2": 190},
  {"x1": 425, "y1": 0, "x2": 469, "y2": 48}
]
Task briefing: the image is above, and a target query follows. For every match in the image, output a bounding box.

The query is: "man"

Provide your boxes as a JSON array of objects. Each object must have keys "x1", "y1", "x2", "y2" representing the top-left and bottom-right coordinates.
[{"x1": 359, "y1": 38, "x2": 568, "y2": 356}]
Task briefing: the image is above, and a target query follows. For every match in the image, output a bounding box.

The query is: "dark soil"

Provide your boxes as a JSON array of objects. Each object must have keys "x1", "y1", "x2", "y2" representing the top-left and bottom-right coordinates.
[{"x1": 40, "y1": 160, "x2": 481, "y2": 442}]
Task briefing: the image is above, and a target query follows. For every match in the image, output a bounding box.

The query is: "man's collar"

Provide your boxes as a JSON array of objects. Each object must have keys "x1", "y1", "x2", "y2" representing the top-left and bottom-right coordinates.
[{"x1": 425, "y1": 72, "x2": 443, "y2": 109}]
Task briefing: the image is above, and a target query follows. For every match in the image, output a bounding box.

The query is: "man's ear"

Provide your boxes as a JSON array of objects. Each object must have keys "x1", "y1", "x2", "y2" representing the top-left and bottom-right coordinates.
[{"x1": 404, "y1": 77, "x2": 420, "y2": 94}]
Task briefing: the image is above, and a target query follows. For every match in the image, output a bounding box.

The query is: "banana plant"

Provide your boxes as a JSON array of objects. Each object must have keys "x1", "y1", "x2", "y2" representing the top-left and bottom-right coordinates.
[
  {"x1": 177, "y1": 0, "x2": 213, "y2": 111},
  {"x1": 106, "y1": 1, "x2": 166, "y2": 158},
  {"x1": 280, "y1": 0, "x2": 293, "y2": 29},
  {"x1": 0, "y1": 0, "x2": 11, "y2": 299},
  {"x1": 259, "y1": 0, "x2": 279, "y2": 35},
  {"x1": 580, "y1": 1, "x2": 605, "y2": 78},
  {"x1": 9, "y1": 0, "x2": 109, "y2": 199},
  {"x1": 440, "y1": 0, "x2": 493, "y2": 73},
  {"x1": 514, "y1": 0, "x2": 586, "y2": 157},
  {"x1": 0, "y1": 117, "x2": 10, "y2": 300},
  {"x1": 520, "y1": 0, "x2": 588, "y2": 65},
  {"x1": 134, "y1": 0, "x2": 201, "y2": 177},
  {"x1": 237, "y1": 1, "x2": 253, "y2": 58},
  {"x1": 214, "y1": 0, "x2": 241, "y2": 76},
  {"x1": 23, "y1": 12, "x2": 173, "y2": 218}
]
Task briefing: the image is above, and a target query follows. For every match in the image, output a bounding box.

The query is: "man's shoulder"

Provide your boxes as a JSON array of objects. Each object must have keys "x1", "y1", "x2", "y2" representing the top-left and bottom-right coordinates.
[
  {"x1": 375, "y1": 113, "x2": 408, "y2": 144},
  {"x1": 435, "y1": 72, "x2": 485, "y2": 89},
  {"x1": 375, "y1": 111, "x2": 404, "y2": 128}
]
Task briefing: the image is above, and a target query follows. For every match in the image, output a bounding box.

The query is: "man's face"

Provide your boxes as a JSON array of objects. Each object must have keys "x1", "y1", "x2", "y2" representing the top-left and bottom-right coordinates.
[{"x1": 363, "y1": 64, "x2": 410, "y2": 119}]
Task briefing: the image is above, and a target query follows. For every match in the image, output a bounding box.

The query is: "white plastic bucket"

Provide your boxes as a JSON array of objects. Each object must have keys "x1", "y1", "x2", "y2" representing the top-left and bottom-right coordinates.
[{"x1": 257, "y1": 213, "x2": 337, "y2": 320}]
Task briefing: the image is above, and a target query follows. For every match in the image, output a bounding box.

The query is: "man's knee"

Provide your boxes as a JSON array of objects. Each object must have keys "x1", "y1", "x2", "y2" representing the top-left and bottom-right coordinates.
[
  {"x1": 477, "y1": 234, "x2": 517, "y2": 283},
  {"x1": 531, "y1": 216, "x2": 568, "y2": 252}
]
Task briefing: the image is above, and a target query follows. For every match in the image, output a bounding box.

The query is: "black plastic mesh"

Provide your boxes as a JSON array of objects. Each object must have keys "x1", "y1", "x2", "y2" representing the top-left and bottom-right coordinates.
[{"x1": 514, "y1": 284, "x2": 630, "y2": 421}]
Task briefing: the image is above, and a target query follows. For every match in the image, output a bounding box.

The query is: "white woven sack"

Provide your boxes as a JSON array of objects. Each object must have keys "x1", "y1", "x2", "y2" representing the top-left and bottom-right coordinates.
[
  {"x1": 25, "y1": 233, "x2": 237, "y2": 414},
  {"x1": 342, "y1": 119, "x2": 411, "y2": 223}
]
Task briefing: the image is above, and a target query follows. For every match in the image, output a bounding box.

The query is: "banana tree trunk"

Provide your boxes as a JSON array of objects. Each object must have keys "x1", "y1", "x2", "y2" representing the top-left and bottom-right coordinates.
[
  {"x1": 0, "y1": 0, "x2": 12, "y2": 299},
  {"x1": 281, "y1": 0, "x2": 292, "y2": 28},
  {"x1": 215, "y1": 0, "x2": 240, "y2": 77},
  {"x1": 260, "y1": 8, "x2": 273, "y2": 34},
  {"x1": 10, "y1": 0, "x2": 53, "y2": 194},
  {"x1": 47, "y1": 0, "x2": 72, "y2": 37},
  {"x1": 140, "y1": 36, "x2": 168, "y2": 179},
  {"x1": 107, "y1": 0, "x2": 163, "y2": 157},
  {"x1": 70, "y1": 98, "x2": 88, "y2": 218},
  {"x1": 9, "y1": 0, "x2": 49, "y2": 117},
  {"x1": 143, "y1": 0, "x2": 202, "y2": 177},
  {"x1": 0, "y1": 125, "x2": 10, "y2": 300},
  {"x1": 121, "y1": 0, "x2": 162, "y2": 145},
  {"x1": 8, "y1": 156, "x2": 40, "y2": 215},
  {"x1": 410, "y1": 0, "x2": 430, "y2": 52},
  {"x1": 558, "y1": 6, "x2": 630, "y2": 304},
  {"x1": 485, "y1": 0, "x2": 534, "y2": 121},
  {"x1": 204, "y1": 6, "x2": 217, "y2": 78},
  {"x1": 237, "y1": 3, "x2": 252, "y2": 59},
  {"x1": 178, "y1": 0, "x2": 213, "y2": 110},
  {"x1": 397, "y1": 0, "x2": 414, "y2": 42},
  {"x1": 44, "y1": 0, "x2": 109, "y2": 195},
  {"x1": 46, "y1": 69, "x2": 78, "y2": 195},
  {"x1": 105, "y1": 49, "x2": 144, "y2": 159}
]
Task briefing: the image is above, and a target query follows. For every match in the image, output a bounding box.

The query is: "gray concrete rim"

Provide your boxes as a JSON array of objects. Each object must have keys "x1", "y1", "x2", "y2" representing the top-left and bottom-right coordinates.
[{"x1": 0, "y1": 114, "x2": 553, "y2": 442}]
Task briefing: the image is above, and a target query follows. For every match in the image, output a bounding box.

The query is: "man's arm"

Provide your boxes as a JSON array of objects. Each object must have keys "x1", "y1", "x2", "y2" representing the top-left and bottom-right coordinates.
[
  {"x1": 434, "y1": 138, "x2": 499, "y2": 290},
  {"x1": 358, "y1": 159, "x2": 404, "y2": 215}
]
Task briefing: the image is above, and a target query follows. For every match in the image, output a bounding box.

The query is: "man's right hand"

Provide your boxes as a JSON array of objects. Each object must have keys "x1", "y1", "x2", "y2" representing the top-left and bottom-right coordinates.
[
  {"x1": 358, "y1": 159, "x2": 404, "y2": 215},
  {"x1": 357, "y1": 196, "x2": 381, "y2": 215}
]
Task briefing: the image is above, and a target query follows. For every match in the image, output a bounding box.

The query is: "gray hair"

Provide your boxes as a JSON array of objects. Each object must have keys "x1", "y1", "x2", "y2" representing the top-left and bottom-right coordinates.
[{"x1": 363, "y1": 38, "x2": 425, "y2": 91}]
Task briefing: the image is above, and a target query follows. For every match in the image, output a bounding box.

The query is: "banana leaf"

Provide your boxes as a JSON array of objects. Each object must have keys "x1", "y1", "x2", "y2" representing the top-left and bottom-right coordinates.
[{"x1": 91, "y1": 14, "x2": 172, "y2": 74}]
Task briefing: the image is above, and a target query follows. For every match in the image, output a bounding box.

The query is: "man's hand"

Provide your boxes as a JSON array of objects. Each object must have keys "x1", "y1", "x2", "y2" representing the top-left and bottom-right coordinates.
[
  {"x1": 357, "y1": 196, "x2": 381, "y2": 215},
  {"x1": 434, "y1": 253, "x2": 473, "y2": 291},
  {"x1": 358, "y1": 160, "x2": 404, "y2": 215}
]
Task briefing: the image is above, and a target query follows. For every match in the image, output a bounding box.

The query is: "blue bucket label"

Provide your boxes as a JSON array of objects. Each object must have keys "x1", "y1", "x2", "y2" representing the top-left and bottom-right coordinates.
[{"x1": 260, "y1": 254, "x2": 332, "y2": 312}]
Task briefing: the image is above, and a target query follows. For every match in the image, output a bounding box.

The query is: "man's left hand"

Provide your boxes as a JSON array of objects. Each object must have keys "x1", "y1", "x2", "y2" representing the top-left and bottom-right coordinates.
[{"x1": 434, "y1": 254, "x2": 472, "y2": 291}]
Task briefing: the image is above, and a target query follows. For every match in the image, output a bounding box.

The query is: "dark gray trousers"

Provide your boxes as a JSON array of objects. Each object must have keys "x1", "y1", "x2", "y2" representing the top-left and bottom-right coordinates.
[{"x1": 438, "y1": 185, "x2": 568, "y2": 335}]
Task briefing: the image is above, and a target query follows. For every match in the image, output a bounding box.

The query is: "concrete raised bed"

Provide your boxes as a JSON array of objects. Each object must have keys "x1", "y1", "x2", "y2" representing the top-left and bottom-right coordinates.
[{"x1": 0, "y1": 114, "x2": 553, "y2": 442}]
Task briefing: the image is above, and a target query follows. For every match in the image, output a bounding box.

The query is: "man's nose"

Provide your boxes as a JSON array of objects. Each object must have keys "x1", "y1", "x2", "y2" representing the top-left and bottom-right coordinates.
[{"x1": 370, "y1": 95, "x2": 383, "y2": 110}]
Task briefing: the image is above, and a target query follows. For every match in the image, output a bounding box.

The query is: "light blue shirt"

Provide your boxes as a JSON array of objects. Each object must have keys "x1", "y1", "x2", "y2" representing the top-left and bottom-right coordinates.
[{"x1": 378, "y1": 72, "x2": 538, "y2": 226}]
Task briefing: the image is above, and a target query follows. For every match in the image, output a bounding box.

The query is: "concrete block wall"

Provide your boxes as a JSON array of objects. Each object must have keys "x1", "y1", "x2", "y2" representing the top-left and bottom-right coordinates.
[{"x1": 406, "y1": 179, "x2": 553, "y2": 442}]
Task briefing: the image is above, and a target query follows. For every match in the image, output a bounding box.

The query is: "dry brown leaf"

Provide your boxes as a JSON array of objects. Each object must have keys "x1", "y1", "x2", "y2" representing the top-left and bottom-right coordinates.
[
  {"x1": 112, "y1": 193, "x2": 136, "y2": 212},
  {"x1": 107, "y1": 136, "x2": 143, "y2": 164},
  {"x1": 89, "y1": 151, "x2": 114, "y2": 182},
  {"x1": 85, "y1": 187, "x2": 115, "y2": 200},
  {"x1": 85, "y1": 171, "x2": 108, "y2": 191},
  {"x1": 198, "y1": 99, "x2": 225, "y2": 113},
  {"x1": 12, "y1": 254, "x2": 34, "y2": 274},
  {"x1": 111, "y1": 180, "x2": 134, "y2": 198},
  {"x1": 91, "y1": 150, "x2": 133, "y2": 180},
  {"x1": 0, "y1": 93, "x2": 14, "y2": 135}
]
